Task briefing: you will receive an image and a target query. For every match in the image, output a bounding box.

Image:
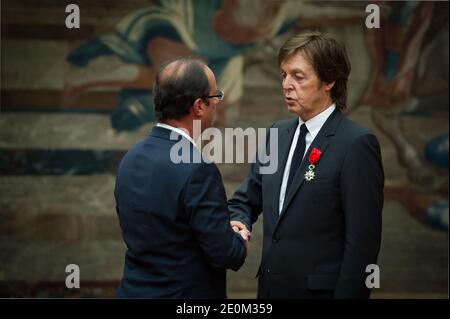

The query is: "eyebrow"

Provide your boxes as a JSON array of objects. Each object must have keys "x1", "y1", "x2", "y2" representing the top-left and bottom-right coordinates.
[{"x1": 280, "y1": 67, "x2": 305, "y2": 75}]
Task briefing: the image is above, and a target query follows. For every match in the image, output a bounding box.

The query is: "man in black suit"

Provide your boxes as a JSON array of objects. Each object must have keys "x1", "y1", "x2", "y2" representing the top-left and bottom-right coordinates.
[
  {"x1": 229, "y1": 31, "x2": 384, "y2": 299},
  {"x1": 115, "y1": 57, "x2": 249, "y2": 298}
]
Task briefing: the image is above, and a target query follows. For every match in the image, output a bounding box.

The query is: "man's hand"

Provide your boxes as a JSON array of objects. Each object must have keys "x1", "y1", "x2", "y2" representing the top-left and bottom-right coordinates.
[
  {"x1": 231, "y1": 220, "x2": 250, "y2": 239},
  {"x1": 237, "y1": 229, "x2": 250, "y2": 256},
  {"x1": 237, "y1": 228, "x2": 251, "y2": 241},
  {"x1": 231, "y1": 221, "x2": 251, "y2": 256}
]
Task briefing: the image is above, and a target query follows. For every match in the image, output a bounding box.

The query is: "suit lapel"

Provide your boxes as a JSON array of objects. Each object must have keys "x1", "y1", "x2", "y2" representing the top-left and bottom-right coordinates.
[
  {"x1": 275, "y1": 109, "x2": 343, "y2": 227},
  {"x1": 270, "y1": 119, "x2": 298, "y2": 221}
]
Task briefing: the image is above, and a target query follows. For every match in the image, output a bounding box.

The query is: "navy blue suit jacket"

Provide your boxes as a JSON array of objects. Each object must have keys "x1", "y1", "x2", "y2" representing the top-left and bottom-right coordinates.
[
  {"x1": 115, "y1": 126, "x2": 246, "y2": 298},
  {"x1": 229, "y1": 109, "x2": 384, "y2": 299}
]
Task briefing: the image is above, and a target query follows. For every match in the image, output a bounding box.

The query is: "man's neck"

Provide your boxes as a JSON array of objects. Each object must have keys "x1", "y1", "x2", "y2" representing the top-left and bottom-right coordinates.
[{"x1": 300, "y1": 99, "x2": 334, "y2": 122}]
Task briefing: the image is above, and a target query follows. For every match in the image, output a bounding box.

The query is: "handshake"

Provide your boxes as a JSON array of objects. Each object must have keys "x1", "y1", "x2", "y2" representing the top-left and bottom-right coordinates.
[{"x1": 230, "y1": 220, "x2": 251, "y2": 255}]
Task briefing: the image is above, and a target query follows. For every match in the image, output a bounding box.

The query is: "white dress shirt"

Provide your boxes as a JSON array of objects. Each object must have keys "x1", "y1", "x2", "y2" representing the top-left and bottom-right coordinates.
[
  {"x1": 278, "y1": 104, "x2": 336, "y2": 214},
  {"x1": 156, "y1": 123, "x2": 198, "y2": 148}
]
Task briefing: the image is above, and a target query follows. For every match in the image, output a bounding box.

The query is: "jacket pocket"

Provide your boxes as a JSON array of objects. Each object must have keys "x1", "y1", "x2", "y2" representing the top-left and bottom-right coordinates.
[{"x1": 307, "y1": 274, "x2": 338, "y2": 291}]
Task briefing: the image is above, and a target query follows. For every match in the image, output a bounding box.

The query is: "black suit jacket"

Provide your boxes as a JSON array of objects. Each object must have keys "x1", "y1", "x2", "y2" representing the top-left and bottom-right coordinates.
[
  {"x1": 115, "y1": 126, "x2": 246, "y2": 298},
  {"x1": 229, "y1": 109, "x2": 384, "y2": 299}
]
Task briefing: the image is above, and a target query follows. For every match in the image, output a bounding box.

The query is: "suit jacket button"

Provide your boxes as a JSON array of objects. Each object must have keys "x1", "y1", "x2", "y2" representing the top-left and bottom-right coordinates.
[
  {"x1": 272, "y1": 236, "x2": 279, "y2": 243},
  {"x1": 267, "y1": 269, "x2": 270, "y2": 273}
]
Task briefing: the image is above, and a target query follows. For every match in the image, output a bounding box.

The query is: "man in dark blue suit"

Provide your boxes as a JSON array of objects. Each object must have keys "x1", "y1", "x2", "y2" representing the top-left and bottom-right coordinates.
[
  {"x1": 115, "y1": 57, "x2": 249, "y2": 298},
  {"x1": 229, "y1": 31, "x2": 384, "y2": 299}
]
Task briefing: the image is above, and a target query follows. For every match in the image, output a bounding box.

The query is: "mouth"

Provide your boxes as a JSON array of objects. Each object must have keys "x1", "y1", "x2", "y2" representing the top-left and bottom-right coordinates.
[{"x1": 285, "y1": 96, "x2": 295, "y2": 104}]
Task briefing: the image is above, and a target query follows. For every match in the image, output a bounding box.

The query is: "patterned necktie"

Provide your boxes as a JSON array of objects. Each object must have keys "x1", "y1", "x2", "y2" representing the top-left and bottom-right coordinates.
[{"x1": 286, "y1": 123, "x2": 308, "y2": 191}]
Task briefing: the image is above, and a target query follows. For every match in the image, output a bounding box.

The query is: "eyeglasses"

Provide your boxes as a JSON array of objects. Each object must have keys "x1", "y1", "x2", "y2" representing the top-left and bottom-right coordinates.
[{"x1": 203, "y1": 89, "x2": 224, "y2": 101}]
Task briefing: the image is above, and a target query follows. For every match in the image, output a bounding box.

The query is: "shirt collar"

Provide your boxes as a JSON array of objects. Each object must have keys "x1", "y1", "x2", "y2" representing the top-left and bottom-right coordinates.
[
  {"x1": 156, "y1": 123, "x2": 197, "y2": 147},
  {"x1": 299, "y1": 103, "x2": 336, "y2": 139}
]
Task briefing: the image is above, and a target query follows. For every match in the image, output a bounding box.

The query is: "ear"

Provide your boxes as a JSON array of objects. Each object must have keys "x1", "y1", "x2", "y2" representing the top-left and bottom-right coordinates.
[
  {"x1": 191, "y1": 98, "x2": 205, "y2": 118},
  {"x1": 324, "y1": 81, "x2": 335, "y2": 92}
]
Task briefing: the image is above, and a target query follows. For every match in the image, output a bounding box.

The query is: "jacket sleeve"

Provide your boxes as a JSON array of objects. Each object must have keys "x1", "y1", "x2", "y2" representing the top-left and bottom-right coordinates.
[
  {"x1": 334, "y1": 133, "x2": 384, "y2": 298},
  {"x1": 227, "y1": 159, "x2": 263, "y2": 232},
  {"x1": 227, "y1": 125, "x2": 276, "y2": 231},
  {"x1": 184, "y1": 162, "x2": 246, "y2": 271}
]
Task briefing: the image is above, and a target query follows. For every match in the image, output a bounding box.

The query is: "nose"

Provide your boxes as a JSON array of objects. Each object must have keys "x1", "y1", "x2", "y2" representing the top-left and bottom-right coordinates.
[{"x1": 282, "y1": 75, "x2": 294, "y2": 91}]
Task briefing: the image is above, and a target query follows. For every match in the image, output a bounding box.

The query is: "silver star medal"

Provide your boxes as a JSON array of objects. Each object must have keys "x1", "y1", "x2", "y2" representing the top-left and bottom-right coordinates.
[{"x1": 304, "y1": 164, "x2": 316, "y2": 181}]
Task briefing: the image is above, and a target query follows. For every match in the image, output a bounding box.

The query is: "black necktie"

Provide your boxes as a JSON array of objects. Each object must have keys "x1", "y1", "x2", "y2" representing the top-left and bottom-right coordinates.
[{"x1": 286, "y1": 123, "x2": 308, "y2": 191}]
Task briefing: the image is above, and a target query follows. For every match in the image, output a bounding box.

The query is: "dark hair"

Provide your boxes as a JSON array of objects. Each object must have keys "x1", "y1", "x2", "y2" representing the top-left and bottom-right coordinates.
[
  {"x1": 278, "y1": 30, "x2": 351, "y2": 111},
  {"x1": 153, "y1": 57, "x2": 210, "y2": 120}
]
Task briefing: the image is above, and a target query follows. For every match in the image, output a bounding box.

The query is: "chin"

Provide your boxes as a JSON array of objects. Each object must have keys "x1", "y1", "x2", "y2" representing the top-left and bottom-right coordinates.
[{"x1": 286, "y1": 105, "x2": 299, "y2": 114}]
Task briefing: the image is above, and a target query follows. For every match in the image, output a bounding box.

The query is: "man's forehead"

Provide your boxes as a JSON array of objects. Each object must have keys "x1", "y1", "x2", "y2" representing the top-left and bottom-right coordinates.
[{"x1": 280, "y1": 52, "x2": 312, "y2": 72}]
